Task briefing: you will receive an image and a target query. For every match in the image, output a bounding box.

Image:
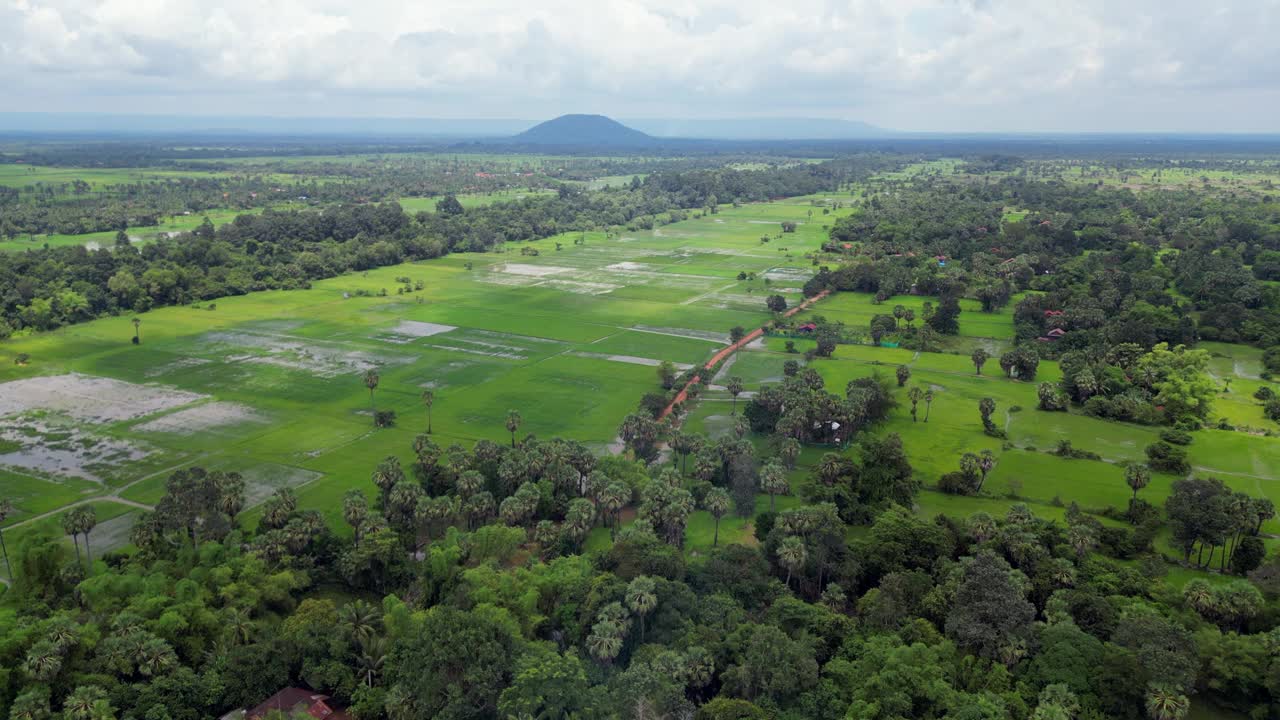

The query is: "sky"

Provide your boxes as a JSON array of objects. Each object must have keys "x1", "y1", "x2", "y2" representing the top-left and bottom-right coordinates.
[{"x1": 1, "y1": 0, "x2": 1278, "y2": 133}]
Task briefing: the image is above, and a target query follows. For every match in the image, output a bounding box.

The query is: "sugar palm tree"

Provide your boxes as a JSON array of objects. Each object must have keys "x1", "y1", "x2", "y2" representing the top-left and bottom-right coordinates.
[
  {"x1": 62, "y1": 509, "x2": 84, "y2": 572},
  {"x1": 777, "y1": 536, "x2": 807, "y2": 589},
  {"x1": 923, "y1": 388, "x2": 935, "y2": 422},
  {"x1": 77, "y1": 506, "x2": 97, "y2": 570},
  {"x1": 421, "y1": 388, "x2": 435, "y2": 433},
  {"x1": 61, "y1": 685, "x2": 110, "y2": 720},
  {"x1": 703, "y1": 488, "x2": 731, "y2": 546},
  {"x1": 0, "y1": 498, "x2": 13, "y2": 578},
  {"x1": 586, "y1": 622, "x2": 624, "y2": 664},
  {"x1": 626, "y1": 576, "x2": 658, "y2": 642},
  {"x1": 343, "y1": 489, "x2": 369, "y2": 544},
  {"x1": 505, "y1": 409, "x2": 522, "y2": 448},
  {"x1": 907, "y1": 386, "x2": 923, "y2": 422},
  {"x1": 726, "y1": 376, "x2": 744, "y2": 415},
  {"x1": 600, "y1": 481, "x2": 630, "y2": 538},
  {"x1": 363, "y1": 368, "x2": 380, "y2": 415},
  {"x1": 968, "y1": 511, "x2": 996, "y2": 543},
  {"x1": 971, "y1": 347, "x2": 989, "y2": 375},
  {"x1": 778, "y1": 436, "x2": 800, "y2": 469},
  {"x1": 759, "y1": 461, "x2": 788, "y2": 512},
  {"x1": 1125, "y1": 463, "x2": 1152, "y2": 512},
  {"x1": 132, "y1": 317, "x2": 141, "y2": 344}
]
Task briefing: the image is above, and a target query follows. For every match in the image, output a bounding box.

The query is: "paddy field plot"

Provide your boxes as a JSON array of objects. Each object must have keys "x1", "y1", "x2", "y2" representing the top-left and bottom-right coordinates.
[{"x1": 0, "y1": 197, "x2": 849, "y2": 553}]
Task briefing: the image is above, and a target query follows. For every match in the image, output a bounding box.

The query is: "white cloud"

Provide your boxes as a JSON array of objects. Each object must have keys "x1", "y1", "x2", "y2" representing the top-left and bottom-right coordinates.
[{"x1": 0, "y1": 0, "x2": 1277, "y2": 131}]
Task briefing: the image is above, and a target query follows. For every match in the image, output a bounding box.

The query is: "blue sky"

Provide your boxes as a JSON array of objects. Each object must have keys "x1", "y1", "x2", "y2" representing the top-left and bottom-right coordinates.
[{"x1": 1, "y1": 0, "x2": 1277, "y2": 132}]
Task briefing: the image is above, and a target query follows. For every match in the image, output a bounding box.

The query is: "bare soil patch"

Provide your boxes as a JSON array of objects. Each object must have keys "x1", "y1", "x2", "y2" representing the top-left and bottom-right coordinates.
[{"x1": 0, "y1": 373, "x2": 204, "y2": 424}]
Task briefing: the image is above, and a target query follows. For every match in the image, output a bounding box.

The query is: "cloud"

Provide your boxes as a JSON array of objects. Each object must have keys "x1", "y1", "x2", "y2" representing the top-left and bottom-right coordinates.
[{"x1": 0, "y1": 0, "x2": 1277, "y2": 131}]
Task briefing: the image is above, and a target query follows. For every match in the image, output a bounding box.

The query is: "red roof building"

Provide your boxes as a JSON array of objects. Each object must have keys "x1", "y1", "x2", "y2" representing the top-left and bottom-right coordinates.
[{"x1": 244, "y1": 689, "x2": 350, "y2": 720}]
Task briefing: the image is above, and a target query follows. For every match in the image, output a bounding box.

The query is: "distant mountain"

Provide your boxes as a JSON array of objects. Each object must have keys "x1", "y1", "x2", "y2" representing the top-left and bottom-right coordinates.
[
  {"x1": 513, "y1": 114, "x2": 654, "y2": 146},
  {"x1": 625, "y1": 117, "x2": 890, "y2": 140}
]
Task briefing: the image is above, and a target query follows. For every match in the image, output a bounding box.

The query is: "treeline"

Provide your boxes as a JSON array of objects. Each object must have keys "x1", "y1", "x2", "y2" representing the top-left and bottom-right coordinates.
[{"x1": 0, "y1": 159, "x2": 895, "y2": 336}]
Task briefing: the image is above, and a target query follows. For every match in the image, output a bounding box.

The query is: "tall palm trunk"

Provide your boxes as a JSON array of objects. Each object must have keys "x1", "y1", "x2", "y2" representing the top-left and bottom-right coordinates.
[
  {"x1": 83, "y1": 531, "x2": 91, "y2": 571},
  {"x1": 70, "y1": 534, "x2": 83, "y2": 571}
]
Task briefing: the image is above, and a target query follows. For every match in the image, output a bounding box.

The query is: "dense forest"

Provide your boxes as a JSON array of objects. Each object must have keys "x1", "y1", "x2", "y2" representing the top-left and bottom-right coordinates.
[{"x1": 2, "y1": 378, "x2": 1277, "y2": 719}]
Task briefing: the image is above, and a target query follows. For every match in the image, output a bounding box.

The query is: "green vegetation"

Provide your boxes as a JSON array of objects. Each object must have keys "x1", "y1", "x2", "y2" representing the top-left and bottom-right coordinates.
[{"x1": 1, "y1": 142, "x2": 1279, "y2": 720}]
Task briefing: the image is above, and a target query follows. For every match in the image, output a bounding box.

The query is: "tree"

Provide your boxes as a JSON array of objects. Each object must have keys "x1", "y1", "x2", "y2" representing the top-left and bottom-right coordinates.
[
  {"x1": 1144, "y1": 686, "x2": 1190, "y2": 720},
  {"x1": 75, "y1": 506, "x2": 97, "y2": 570},
  {"x1": 1125, "y1": 464, "x2": 1152, "y2": 513},
  {"x1": 766, "y1": 295, "x2": 788, "y2": 313},
  {"x1": 730, "y1": 326, "x2": 746, "y2": 344},
  {"x1": 344, "y1": 489, "x2": 370, "y2": 543},
  {"x1": 363, "y1": 368, "x2": 380, "y2": 418},
  {"x1": 923, "y1": 388, "x2": 935, "y2": 422},
  {"x1": 945, "y1": 552, "x2": 1034, "y2": 661},
  {"x1": 498, "y1": 646, "x2": 596, "y2": 719},
  {"x1": 971, "y1": 347, "x2": 989, "y2": 375},
  {"x1": 928, "y1": 295, "x2": 962, "y2": 335},
  {"x1": 777, "y1": 536, "x2": 806, "y2": 589},
  {"x1": 600, "y1": 481, "x2": 630, "y2": 538},
  {"x1": 62, "y1": 508, "x2": 85, "y2": 572},
  {"x1": 0, "y1": 498, "x2": 12, "y2": 578},
  {"x1": 906, "y1": 386, "x2": 923, "y2": 422},
  {"x1": 979, "y1": 397, "x2": 997, "y2": 433},
  {"x1": 421, "y1": 389, "x2": 435, "y2": 433},
  {"x1": 892, "y1": 304, "x2": 905, "y2": 328},
  {"x1": 626, "y1": 575, "x2": 658, "y2": 642},
  {"x1": 131, "y1": 316, "x2": 141, "y2": 345},
  {"x1": 657, "y1": 360, "x2": 677, "y2": 390},
  {"x1": 895, "y1": 365, "x2": 910, "y2": 387},
  {"x1": 62, "y1": 685, "x2": 112, "y2": 720},
  {"x1": 726, "y1": 376, "x2": 745, "y2": 415},
  {"x1": 759, "y1": 462, "x2": 789, "y2": 512},
  {"x1": 505, "y1": 409, "x2": 522, "y2": 448},
  {"x1": 705, "y1": 488, "x2": 731, "y2": 546},
  {"x1": 384, "y1": 605, "x2": 518, "y2": 720}
]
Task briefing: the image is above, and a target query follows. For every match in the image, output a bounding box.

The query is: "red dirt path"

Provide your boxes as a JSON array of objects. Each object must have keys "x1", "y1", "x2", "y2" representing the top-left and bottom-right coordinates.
[{"x1": 659, "y1": 290, "x2": 831, "y2": 420}]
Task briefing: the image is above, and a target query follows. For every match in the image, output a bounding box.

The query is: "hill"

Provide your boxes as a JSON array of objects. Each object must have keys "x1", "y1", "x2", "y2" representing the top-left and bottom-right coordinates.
[{"x1": 513, "y1": 114, "x2": 654, "y2": 146}]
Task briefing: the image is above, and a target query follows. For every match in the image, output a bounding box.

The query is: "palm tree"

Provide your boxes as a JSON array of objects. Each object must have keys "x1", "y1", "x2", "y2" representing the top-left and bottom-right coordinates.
[
  {"x1": 363, "y1": 368, "x2": 380, "y2": 414},
  {"x1": 1145, "y1": 686, "x2": 1190, "y2": 720},
  {"x1": 907, "y1": 386, "x2": 923, "y2": 422},
  {"x1": 132, "y1": 317, "x2": 141, "y2": 344},
  {"x1": 923, "y1": 388, "x2": 935, "y2": 422},
  {"x1": 903, "y1": 308, "x2": 915, "y2": 330},
  {"x1": 815, "y1": 453, "x2": 844, "y2": 486},
  {"x1": 586, "y1": 622, "x2": 624, "y2": 664},
  {"x1": 61, "y1": 685, "x2": 109, "y2": 720},
  {"x1": 975, "y1": 450, "x2": 996, "y2": 492},
  {"x1": 0, "y1": 498, "x2": 14, "y2": 578},
  {"x1": 777, "y1": 536, "x2": 807, "y2": 589},
  {"x1": 895, "y1": 365, "x2": 910, "y2": 387},
  {"x1": 778, "y1": 436, "x2": 800, "y2": 469},
  {"x1": 224, "y1": 608, "x2": 254, "y2": 646},
  {"x1": 357, "y1": 635, "x2": 388, "y2": 687},
  {"x1": 215, "y1": 472, "x2": 246, "y2": 519},
  {"x1": 704, "y1": 488, "x2": 731, "y2": 546},
  {"x1": 340, "y1": 600, "x2": 382, "y2": 645},
  {"x1": 421, "y1": 389, "x2": 435, "y2": 433},
  {"x1": 24, "y1": 640, "x2": 63, "y2": 682},
  {"x1": 343, "y1": 489, "x2": 369, "y2": 544},
  {"x1": 505, "y1": 409, "x2": 522, "y2": 448},
  {"x1": 1124, "y1": 463, "x2": 1152, "y2": 512},
  {"x1": 62, "y1": 509, "x2": 84, "y2": 572},
  {"x1": 626, "y1": 576, "x2": 658, "y2": 642},
  {"x1": 600, "y1": 481, "x2": 630, "y2": 538},
  {"x1": 78, "y1": 506, "x2": 97, "y2": 570},
  {"x1": 136, "y1": 637, "x2": 177, "y2": 677},
  {"x1": 759, "y1": 461, "x2": 789, "y2": 512},
  {"x1": 726, "y1": 376, "x2": 744, "y2": 415},
  {"x1": 971, "y1": 347, "x2": 989, "y2": 375},
  {"x1": 455, "y1": 470, "x2": 484, "y2": 499},
  {"x1": 968, "y1": 511, "x2": 996, "y2": 543}
]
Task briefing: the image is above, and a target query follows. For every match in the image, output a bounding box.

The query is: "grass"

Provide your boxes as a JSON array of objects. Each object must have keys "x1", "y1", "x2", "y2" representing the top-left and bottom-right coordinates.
[{"x1": 0, "y1": 194, "x2": 855, "y2": 540}]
